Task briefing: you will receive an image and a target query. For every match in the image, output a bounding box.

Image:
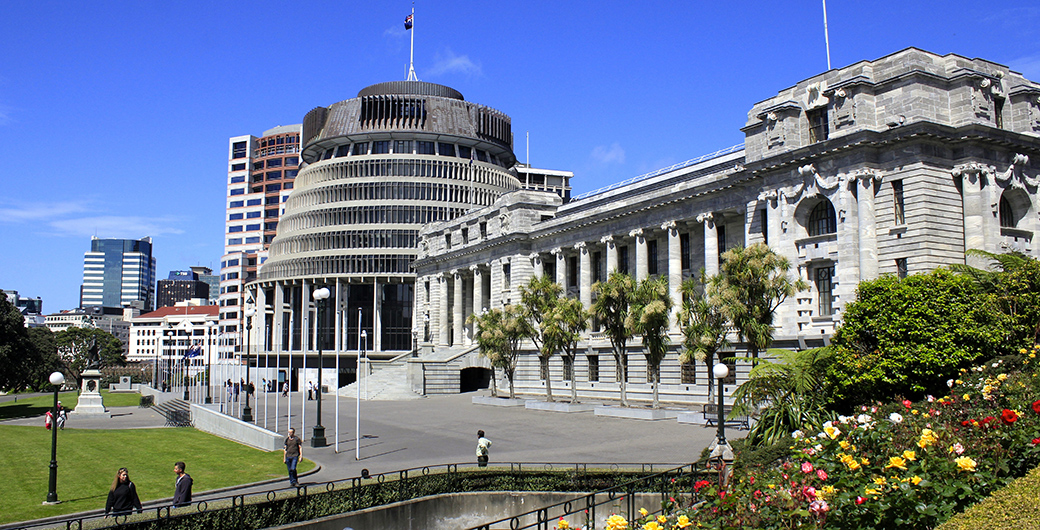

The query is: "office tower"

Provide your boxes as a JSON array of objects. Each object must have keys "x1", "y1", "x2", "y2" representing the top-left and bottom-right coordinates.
[
  {"x1": 80, "y1": 236, "x2": 156, "y2": 311},
  {"x1": 156, "y1": 270, "x2": 210, "y2": 309}
]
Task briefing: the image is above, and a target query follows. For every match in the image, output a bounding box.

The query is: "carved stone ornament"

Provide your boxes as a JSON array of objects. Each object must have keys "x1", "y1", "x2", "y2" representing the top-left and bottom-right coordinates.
[
  {"x1": 758, "y1": 189, "x2": 778, "y2": 202},
  {"x1": 499, "y1": 212, "x2": 510, "y2": 231},
  {"x1": 470, "y1": 264, "x2": 482, "y2": 272},
  {"x1": 628, "y1": 228, "x2": 644, "y2": 238},
  {"x1": 600, "y1": 235, "x2": 614, "y2": 245},
  {"x1": 450, "y1": 268, "x2": 459, "y2": 276},
  {"x1": 550, "y1": 247, "x2": 563, "y2": 256},
  {"x1": 995, "y1": 154, "x2": 1039, "y2": 191},
  {"x1": 696, "y1": 212, "x2": 714, "y2": 224},
  {"x1": 528, "y1": 253, "x2": 540, "y2": 261},
  {"x1": 803, "y1": 80, "x2": 830, "y2": 110},
  {"x1": 661, "y1": 220, "x2": 677, "y2": 231}
]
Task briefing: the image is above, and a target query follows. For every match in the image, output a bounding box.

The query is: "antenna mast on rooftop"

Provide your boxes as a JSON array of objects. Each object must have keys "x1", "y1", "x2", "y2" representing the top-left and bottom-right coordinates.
[{"x1": 405, "y1": 6, "x2": 418, "y2": 81}]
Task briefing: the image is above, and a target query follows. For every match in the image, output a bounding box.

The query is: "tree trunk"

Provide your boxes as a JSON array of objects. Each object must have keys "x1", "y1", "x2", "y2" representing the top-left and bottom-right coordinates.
[
  {"x1": 545, "y1": 358, "x2": 554, "y2": 402},
  {"x1": 570, "y1": 355, "x2": 579, "y2": 403},
  {"x1": 651, "y1": 364, "x2": 660, "y2": 409},
  {"x1": 490, "y1": 366, "x2": 498, "y2": 397},
  {"x1": 507, "y1": 371, "x2": 516, "y2": 399},
  {"x1": 619, "y1": 355, "x2": 628, "y2": 407}
]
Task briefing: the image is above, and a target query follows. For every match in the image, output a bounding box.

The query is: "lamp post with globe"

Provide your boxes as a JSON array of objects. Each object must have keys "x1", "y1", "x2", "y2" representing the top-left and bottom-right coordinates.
[
  {"x1": 205, "y1": 321, "x2": 216, "y2": 404},
  {"x1": 311, "y1": 287, "x2": 330, "y2": 447},
  {"x1": 44, "y1": 371, "x2": 65, "y2": 504}
]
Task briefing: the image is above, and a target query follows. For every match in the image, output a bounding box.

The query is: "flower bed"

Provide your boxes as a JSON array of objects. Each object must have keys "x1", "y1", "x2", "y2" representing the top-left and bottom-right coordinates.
[{"x1": 557, "y1": 347, "x2": 1040, "y2": 529}]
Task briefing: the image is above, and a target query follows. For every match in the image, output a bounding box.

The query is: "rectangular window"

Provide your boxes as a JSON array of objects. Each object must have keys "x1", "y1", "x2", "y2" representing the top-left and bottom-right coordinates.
[
  {"x1": 479, "y1": 221, "x2": 487, "y2": 239},
  {"x1": 230, "y1": 176, "x2": 245, "y2": 183},
  {"x1": 417, "y1": 141, "x2": 436, "y2": 155},
  {"x1": 229, "y1": 200, "x2": 244, "y2": 208},
  {"x1": 265, "y1": 184, "x2": 282, "y2": 192},
  {"x1": 265, "y1": 222, "x2": 278, "y2": 231},
  {"x1": 335, "y1": 145, "x2": 351, "y2": 157},
  {"x1": 246, "y1": 211, "x2": 261, "y2": 218},
  {"x1": 618, "y1": 246, "x2": 629, "y2": 275},
  {"x1": 253, "y1": 161, "x2": 265, "y2": 170},
  {"x1": 245, "y1": 237, "x2": 261, "y2": 244},
  {"x1": 438, "y1": 143, "x2": 456, "y2": 157},
  {"x1": 285, "y1": 156, "x2": 299, "y2": 166},
  {"x1": 227, "y1": 238, "x2": 242, "y2": 245},
  {"x1": 588, "y1": 355, "x2": 599, "y2": 382},
  {"x1": 231, "y1": 162, "x2": 246, "y2": 171},
  {"x1": 896, "y1": 258, "x2": 908, "y2": 279},
  {"x1": 267, "y1": 158, "x2": 283, "y2": 168},
  {"x1": 229, "y1": 213, "x2": 243, "y2": 220},
  {"x1": 444, "y1": 233, "x2": 452, "y2": 249},
  {"x1": 893, "y1": 180, "x2": 905, "y2": 225},
  {"x1": 461, "y1": 227, "x2": 469, "y2": 243},
  {"x1": 228, "y1": 225, "x2": 243, "y2": 233},
  {"x1": 563, "y1": 356, "x2": 573, "y2": 381},
  {"x1": 593, "y1": 251, "x2": 603, "y2": 283},
  {"x1": 568, "y1": 256, "x2": 578, "y2": 289},
  {"x1": 760, "y1": 209, "x2": 769, "y2": 245},
  {"x1": 815, "y1": 265, "x2": 836, "y2": 316},
  {"x1": 285, "y1": 169, "x2": 298, "y2": 179},
  {"x1": 458, "y1": 146, "x2": 472, "y2": 159},
  {"x1": 352, "y1": 143, "x2": 369, "y2": 155},
  {"x1": 394, "y1": 140, "x2": 412, "y2": 154},
  {"x1": 225, "y1": 259, "x2": 239, "y2": 267},
  {"x1": 540, "y1": 357, "x2": 549, "y2": 380},
  {"x1": 372, "y1": 141, "x2": 390, "y2": 154},
  {"x1": 647, "y1": 239, "x2": 659, "y2": 275},
  {"x1": 717, "y1": 224, "x2": 727, "y2": 257},
  {"x1": 232, "y1": 141, "x2": 247, "y2": 159},
  {"x1": 503, "y1": 263, "x2": 511, "y2": 291},
  {"x1": 230, "y1": 188, "x2": 245, "y2": 196},
  {"x1": 807, "y1": 108, "x2": 829, "y2": 143},
  {"x1": 995, "y1": 97, "x2": 1005, "y2": 129},
  {"x1": 681, "y1": 362, "x2": 697, "y2": 384},
  {"x1": 246, "y1": 223, "x2": 261, "y2": 231},
  {"x1": 246, "y1": 199, "x2": 262, "y2": 206}
]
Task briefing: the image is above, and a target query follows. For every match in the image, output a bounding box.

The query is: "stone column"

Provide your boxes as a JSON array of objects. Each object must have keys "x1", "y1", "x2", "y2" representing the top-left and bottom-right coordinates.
[
  {"x1": 631, "y1": 228, "x2": 647, "y2": 281},
  {"x1": 601, "y1": 235, "x2": 617, "y2": 276},
  {"x1": 489, "y1": 259, "x2": 502, "y2": 309},
  {"x1": 576, "y1": 241, "x2": 592, "y2": 309},
  {"x1": 471, "y1": 265, "x2": 484, "y2": 314},
  {"x1": 301, "y1": 279, "x2": 310, "y2": 352},
  {"x1": 698, "y1": 213, "x2": 718, "y2": 276},
  {"x1": 856, "y1": 171, "x2": 880, "y2": 281},
  {"x1": 955, "y1": 163, "x2": 992, "y2": 268},
  {"x1": 663, "y1": 221, "x2": 681, "y2": 331},
  {"x1": 273, "y1": 284, "x2": 285, "y2": 352},
  {"x1": 438, "y1": 273, "x2": 449, "y2": 346},
  {"x1": 373, "y1": 280, "x2": 382, "y2": 352},
  {"x1": 552, "y1": 247, "x2": 566, "y2": 288},
  {"x1": 758, "y1": 191, "x2": 781, "y2": 251},
  {"x1": 452, "y1": 269, "x2": 463, "y2": 347}
]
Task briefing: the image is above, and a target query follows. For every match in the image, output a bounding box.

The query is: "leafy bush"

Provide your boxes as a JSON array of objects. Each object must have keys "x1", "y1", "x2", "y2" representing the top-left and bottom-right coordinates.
[
  {"x1": 826, "y1": 269, "x2": 1008, "y2": 411},
  {"x1": 937, "y1": 464, "x2": 1040, "y2": 530}
]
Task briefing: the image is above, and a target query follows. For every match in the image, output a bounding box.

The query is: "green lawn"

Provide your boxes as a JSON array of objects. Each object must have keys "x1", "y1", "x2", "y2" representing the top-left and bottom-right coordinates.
[
  {"x1": 0, "y1": 425, "x2": 315, "y2": 524},
  {"x1": 0, "y1": 391, "x2": 143, "y2": 420}
]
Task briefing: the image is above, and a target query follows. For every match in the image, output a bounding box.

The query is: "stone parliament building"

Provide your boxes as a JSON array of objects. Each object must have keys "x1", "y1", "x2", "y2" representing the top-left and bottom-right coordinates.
[{"x1": 247, "y1": 48, "x2": 1040, "y2": 406}]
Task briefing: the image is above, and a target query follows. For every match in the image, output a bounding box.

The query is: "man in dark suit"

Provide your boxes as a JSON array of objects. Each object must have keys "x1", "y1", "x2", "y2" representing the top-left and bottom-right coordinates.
[{"x1": 173, "y1": 461, "x2": 193, "y2": 507}]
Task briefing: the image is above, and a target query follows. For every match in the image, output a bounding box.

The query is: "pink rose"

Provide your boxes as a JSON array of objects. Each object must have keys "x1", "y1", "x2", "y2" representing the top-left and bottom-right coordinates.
[
  {"x1": 801, "y1": 462, "x2": 814, "y2": 474},
  {"x1": 816, "y1": 469, "x2": 828, "y2": 481}
]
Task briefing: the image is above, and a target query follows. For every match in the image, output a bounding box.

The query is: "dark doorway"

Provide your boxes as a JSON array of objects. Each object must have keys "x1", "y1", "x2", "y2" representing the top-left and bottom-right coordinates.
[{"x1": 460, "y1": 367, "x2": 491, "y2": 393}]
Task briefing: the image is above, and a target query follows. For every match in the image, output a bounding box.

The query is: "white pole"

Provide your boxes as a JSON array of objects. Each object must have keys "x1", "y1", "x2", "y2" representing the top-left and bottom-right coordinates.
[
  {"x1": 822, "y1": 0, "x2": 832, "y2": 70},
  {"x1": 335, "y1": 280, "x2": 341, "y2": 453},
  {"x1": 264, "y1": 329, "x2": 269, "y2": 429},
  {"x1": 356, "y1": 308, "x2": 362, "y2": 460},
  {"x1": 406, "y1": 7, "x2": 417, "y2": 81}
]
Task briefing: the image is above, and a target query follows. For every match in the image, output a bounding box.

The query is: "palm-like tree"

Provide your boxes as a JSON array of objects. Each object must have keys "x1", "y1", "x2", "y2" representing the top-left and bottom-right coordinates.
[
  {"x1": 592, "y1": 272, "x2": 635, "y2": 407},
  {"x1": 468, "y1": 305, "x2": 530, "y2": 399},
  {"x1": 678, "y1": 272, "x2": 729, "y2": 402},
  {"x1": 519, "y1": 275, "x2": 564, "y2": 402},
  {"x1": 544, "y1": 296, "x2": 589, "y2": 403},
  {"x1": 714, "y1": 243, "x2": 807, "y2": 361},
  {"x1": 731, "y1": 347, "x2": 835, "y2": 446},
  {"x1": 630, "y1": 277, "x2": 672, "y2": 408}
]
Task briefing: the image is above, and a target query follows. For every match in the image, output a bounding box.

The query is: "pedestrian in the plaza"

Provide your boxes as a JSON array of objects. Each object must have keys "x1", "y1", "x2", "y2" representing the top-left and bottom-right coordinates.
[
  {"x1": 283, "y1": 427, "x2": 303, "y2": 486},
  {"x1": 476, "y1": 429, "x2": 492, "y2": 467},
  {"x1": 226, "y1": 379, "x2": 233, "y2": 402},
  {"x1": 233, "y1": 380, "x2": 240, "y2": 402},
  {"x1": 172, "y1": 461, "x2": 193, "y2": 507},
  {"x1": 56, "y1": 401, "x2": 67, "y2": 430},
  {"x1": 262, "y1": 378, "x2": 267, "y2": 393},
  {"x1": 105, "y1": 467, "x2": 143, "y2": 516},
  {"x1": 307, "y1": 381, "x2": 314, "y2": 400},
  {"x1": 282, "y1": 382, "x2": 289, "y2": 397}
]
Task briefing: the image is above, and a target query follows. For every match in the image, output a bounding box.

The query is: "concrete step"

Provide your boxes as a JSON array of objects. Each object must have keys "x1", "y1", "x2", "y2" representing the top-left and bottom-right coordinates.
[{"x1": 337, "y1": 363, "x2": 422, "y2": 401}]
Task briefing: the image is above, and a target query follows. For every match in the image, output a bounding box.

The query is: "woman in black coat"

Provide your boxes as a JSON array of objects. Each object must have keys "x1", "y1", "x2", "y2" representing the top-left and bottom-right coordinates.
[{"x1": 105, "y1": 467, "x2": 143, "y2": 516}]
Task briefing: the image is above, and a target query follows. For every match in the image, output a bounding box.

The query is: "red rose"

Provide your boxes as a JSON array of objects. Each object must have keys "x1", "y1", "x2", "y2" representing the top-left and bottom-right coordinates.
[
  {"x1": 903, "y1": 399, "x2": 913, "y2": 409},
  {"x1": 1002, "y1": 409, "x2": 1019, "y2": 425},
  {"x1": 1032, "y1": 438, "x2": 1040, "y2": 446},
  {"x1": 855, "y1": 496, "x2": 866, "y2": 505},
  {"x1": 961, "y1": 420, "x2": 971, "y2": 426},
  {"x1": 694, "y1": 480, "x2": 711, "y2": 492},
  {"x1": 1032, "y1": 400, "x2": 1040, "y2": 415}
]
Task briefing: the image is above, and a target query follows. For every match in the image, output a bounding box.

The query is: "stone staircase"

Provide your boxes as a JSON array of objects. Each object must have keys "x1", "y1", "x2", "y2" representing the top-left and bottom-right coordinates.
[
  {"x1": 337, "y1": 357, "x2": 423, "y2": 401},
  {"x1": 152, "y1": 398, "x2": 192, "y2": 426}
]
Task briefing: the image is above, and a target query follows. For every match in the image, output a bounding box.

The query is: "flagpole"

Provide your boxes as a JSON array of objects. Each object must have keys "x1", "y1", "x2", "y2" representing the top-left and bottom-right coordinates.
[
  {"x1": 406, "y1": 7, "x2": 417, "y2": 81},
  {"x1": 822, "y1": 0, "x2": 832, "y2": 70}
]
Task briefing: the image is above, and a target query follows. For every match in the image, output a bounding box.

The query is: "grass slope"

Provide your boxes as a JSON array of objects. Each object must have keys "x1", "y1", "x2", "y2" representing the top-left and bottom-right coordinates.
[
  {"x1": 0, "y1": 425, "x2": 314, "y2": 524},
  {"x1": 0, "y1": 391, "x2": 142, "y2": 420}
]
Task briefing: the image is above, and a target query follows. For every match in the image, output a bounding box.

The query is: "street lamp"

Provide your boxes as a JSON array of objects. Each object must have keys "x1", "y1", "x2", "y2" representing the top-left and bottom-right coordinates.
[
  {"x1": 44, "y1": 371, "x2": 65, "y2": 504},
  {"x1": 182, "y1": 323, "x2": 193, "y2": 401},
  {"x1": 242, "y1": 304, "x2": 255, "y2": 422},
  {"x1": 356, "y1": 327, "x2": 367, "y2": 460},
  {"x1": 164, "y1": 327, "x2": 175, "y2": 393},
  {"x1": 205, "y1": 321, "x2": 216, "y2": 404},
  {"x1": 712, "y1": 362, "x2": 729, "y2": 447},
  {"x1": 311, "y1": 287, "x2": 330, "y2": 448}
]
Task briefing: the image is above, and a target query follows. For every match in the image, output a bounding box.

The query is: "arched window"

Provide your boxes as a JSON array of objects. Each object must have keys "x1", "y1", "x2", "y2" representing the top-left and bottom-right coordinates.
[
  {"x1": 808, "y1": 200, "x2": 837, "y2": 236},
  {"x1": 999, "y1": 196, "x2": 1014, "y2": 228}
]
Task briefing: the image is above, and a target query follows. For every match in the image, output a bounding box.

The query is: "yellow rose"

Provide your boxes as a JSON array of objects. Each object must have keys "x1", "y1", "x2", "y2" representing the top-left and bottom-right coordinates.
[
  {"x1": 963, "y1": 394, "x2": 971, "y2": 401},
  {"x1": 903, "y1": 450, "x2": 916, "y2": 461},
  {"x1": 839, "y1": 440, "x2": 851, "y2": 450},
  {"x1": 955, "y1": 456, "x2": 977, "y2": 472},
  {"x1": 874, "y1": 476, "x2": 887, "y2": 486},
  {"x1": 642, "y1": 522, "x2": 661, "y2": 530},
  {"x1": 824, "y1": 425, "x2": 841, "y2": 439},
  {"x1": 861, "y1": 457, "x2": 870, "y2": 465},
  {"x1": 606, "y1": 514, "x2": 629, "y2": 530},
  {"x1": 911, "y1": 475, "x2": 923, "y2": 486},
  {"x1": 886, "y1": 456, "x2": 907, "y2": 470},
  {"x1": 997, "y1": 373, "x2": 1008, "y2": 382},
  {"x1": 657, "y1": 515, "x2": 667, "y2": 524},
  {"x1": 676, "y1": 515, "x2": 693, "y2": 528},
  {"x1": 639, "y1": 508, "x2": 649, "y2": 517},
  {"x1": 847, "y1": 460, "x2": 861, "y2": 471},
  {"x1": 865, "y1": 487, "x2": 880, "y2": 496},
  {"x1": 558, "y1": 520, "x2": 570, "y2": 530}
]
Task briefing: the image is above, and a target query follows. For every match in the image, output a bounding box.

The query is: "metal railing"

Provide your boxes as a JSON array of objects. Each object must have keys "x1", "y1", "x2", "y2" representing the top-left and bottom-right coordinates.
[
  {"x1": 4, "y1": 462, "x2": 708, "y2": 530},
  {"x1": 572, "y1": 144, "x2": 744, "y2": 201}
]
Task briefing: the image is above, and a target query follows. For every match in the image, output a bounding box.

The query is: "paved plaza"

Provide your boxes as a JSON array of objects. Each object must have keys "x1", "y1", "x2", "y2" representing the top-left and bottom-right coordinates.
[{"x1": 6, "y1": 390, "x2": 730, "y2": 491}]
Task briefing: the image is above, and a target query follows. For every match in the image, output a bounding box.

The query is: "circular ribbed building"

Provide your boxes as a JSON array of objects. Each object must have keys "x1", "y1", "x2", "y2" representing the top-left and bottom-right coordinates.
[{"x1": 251, "y1": 81, "x2": 520, "y2": 357}]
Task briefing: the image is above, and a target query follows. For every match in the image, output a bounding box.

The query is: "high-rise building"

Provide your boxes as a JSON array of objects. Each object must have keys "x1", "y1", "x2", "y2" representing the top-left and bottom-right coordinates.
[
  {"x1": 220, "y1": 125, "x2": 302, "y2": 358},
  {"x1": 190, "y1": 266, "x2": 220, "y2": 305},
  {"x1": 156, "y1": 270, "x2": 210, "y2": 309},
  {"x1": 80, "y1": 237, "x2": 156, "y2": 312}
]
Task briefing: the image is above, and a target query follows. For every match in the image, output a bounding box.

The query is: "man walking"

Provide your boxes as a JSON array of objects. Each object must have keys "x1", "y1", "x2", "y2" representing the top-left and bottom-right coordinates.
[
  {"x1": 173, "y1": 461, "x2": 193, "y2": 507},
  {"x1": 476, "y1": 429, "x2": 492, "y2": 467},
  {"x1": 284, "y1": 427, "x2": 303, "y2": 487}
]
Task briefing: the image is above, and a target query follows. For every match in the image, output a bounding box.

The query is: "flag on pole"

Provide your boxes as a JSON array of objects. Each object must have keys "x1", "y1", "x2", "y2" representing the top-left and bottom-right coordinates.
[
  {"x1": 404, "y1": 14, "x2": 413, "y2": 30},
  {"x1": 186, "y1": 344, "x2": 203, "y2": 358}
]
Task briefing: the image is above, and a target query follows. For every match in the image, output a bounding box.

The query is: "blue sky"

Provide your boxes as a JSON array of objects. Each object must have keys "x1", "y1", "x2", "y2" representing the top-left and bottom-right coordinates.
[{"x1": 2, "y1": 1, "x2": 1038, "y2": 313}]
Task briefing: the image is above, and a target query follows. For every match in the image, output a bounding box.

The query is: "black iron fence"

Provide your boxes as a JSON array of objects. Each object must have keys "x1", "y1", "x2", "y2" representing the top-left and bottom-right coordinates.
[{"x1": 5, "y1": 462, "x2": 710, "y2": 530}]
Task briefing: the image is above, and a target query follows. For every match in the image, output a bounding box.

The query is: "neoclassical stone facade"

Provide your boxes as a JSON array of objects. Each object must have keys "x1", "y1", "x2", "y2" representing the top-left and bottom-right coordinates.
[{"x1": 411, "y1": 48, "x2": 1040, "y2": 404}]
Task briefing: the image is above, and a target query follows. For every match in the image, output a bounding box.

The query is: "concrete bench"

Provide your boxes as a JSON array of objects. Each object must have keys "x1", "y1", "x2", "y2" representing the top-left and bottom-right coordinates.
[{"x1": 702, "y1": 403, "x2": 750, "y2": 430}]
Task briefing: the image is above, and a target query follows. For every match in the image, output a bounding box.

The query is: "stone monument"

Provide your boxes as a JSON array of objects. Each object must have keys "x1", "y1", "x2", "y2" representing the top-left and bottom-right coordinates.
[{"x1": 74, "y1": 339, "x2": 111, "y2": 418}]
